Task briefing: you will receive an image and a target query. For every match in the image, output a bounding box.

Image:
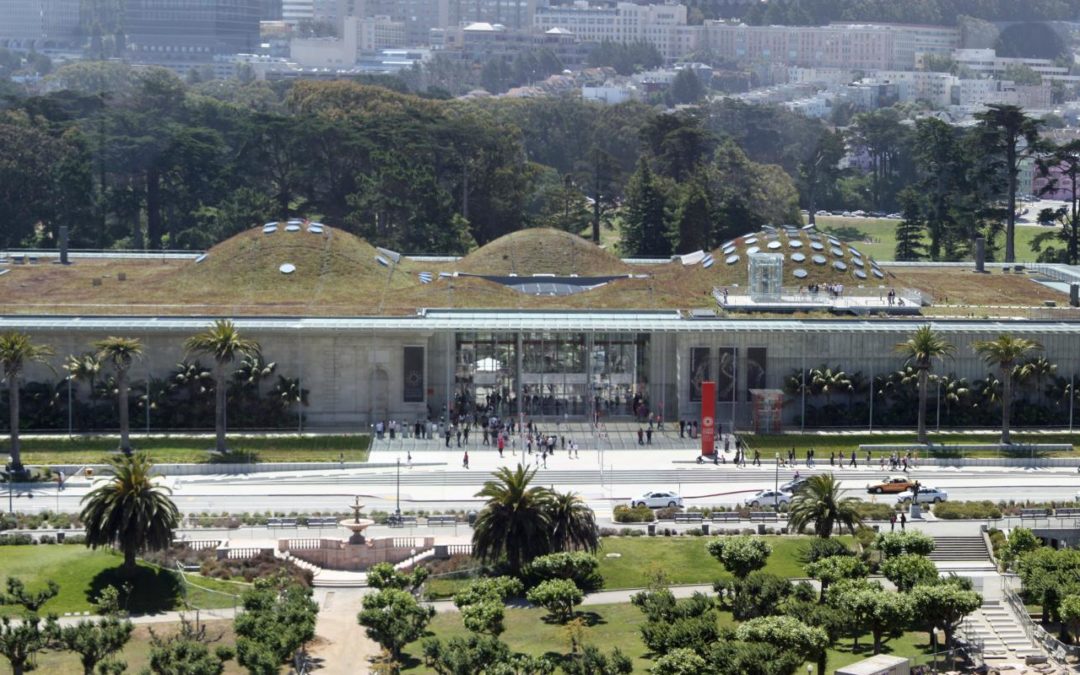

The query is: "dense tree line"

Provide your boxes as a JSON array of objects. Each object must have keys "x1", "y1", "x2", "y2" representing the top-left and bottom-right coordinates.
[{"x1": 739, "y1": 0, "x2": 1080, "y2": 26}]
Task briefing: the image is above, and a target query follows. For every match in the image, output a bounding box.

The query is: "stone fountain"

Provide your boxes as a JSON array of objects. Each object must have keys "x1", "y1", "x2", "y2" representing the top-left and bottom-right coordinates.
[{"x1": 340, "y1": 496, "x2": 375, "y2": 544}]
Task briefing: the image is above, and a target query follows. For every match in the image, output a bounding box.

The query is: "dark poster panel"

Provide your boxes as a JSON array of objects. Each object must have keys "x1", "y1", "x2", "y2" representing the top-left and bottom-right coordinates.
[
  {"x1": 690, "y1": 347, "x2": 710, "y2": 402},
  {"x1": 717, "y1": 347, "x2": 736, "y2": 401},
  {"x1": 746, "y1": 347, "x2": 767, "y2": 400},
  {"x1": 404, "y1": 346, "x2": 425, "y2": 402}
]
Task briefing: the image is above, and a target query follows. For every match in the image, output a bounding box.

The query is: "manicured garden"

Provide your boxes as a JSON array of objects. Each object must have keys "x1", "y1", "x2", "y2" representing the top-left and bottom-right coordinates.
[
  {"x1": 0, "y1": 545, "x2": 242, "y2": 616},
  {"x1": 11, "y1": 433, "x2": 370, "y2": 465}
]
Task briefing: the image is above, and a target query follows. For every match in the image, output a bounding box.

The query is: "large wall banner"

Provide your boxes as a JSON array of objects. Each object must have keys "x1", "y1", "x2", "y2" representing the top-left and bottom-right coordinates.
[
  {"x1": 746, "y1": 347, "x2": 767, "y2": 399},
  {"x1": 403, "y1": 346, "x2": 425, "y2": 402},
  {"x1": 717, "y1": 347, "x2": 736, "y2": 401},
  {"x1": 690, "y1": 347, "x2": 711, "y2": 402}
]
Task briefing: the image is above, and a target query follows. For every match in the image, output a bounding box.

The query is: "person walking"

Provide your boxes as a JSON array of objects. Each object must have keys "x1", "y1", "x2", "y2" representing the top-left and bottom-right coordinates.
[
  {"x1": 445, "y1": 427, "x2": 452, "y2": 448},
  {"x1": 462, "y1": 451, "x2": 469, "y2": 469},
  {"x1": 753, "y1": 449, "x2": 761, "y2": 467},
  {"x1": 899, "y1": 512, "x2": 906, "y2": 530},
  {"x1": 838, "y1": 450, "x2": 845, "y2": 468},
  {"x1": 407, "y1": 450, "x2": 412, "y2": 467},
  {"x1": 646, "y1": 427, "x2": 653, "y2": 444},
  {"x1": 889, "y1": 513, "x2": 896, "y2": 532},
  {"x1": 679, "y1": 419, "x2": 686, "y2": 439},
  {"x1": 497, "y1": 434, "x2": 505, "y2": 458},
  {"x1": 849, "y1": 451, "x2": 857, "y2": 468},
  {"x1": 829, "y1": 451, "x2": 835, "y2": 467},
  {"x1": 637, "y1": 428, "x2": 644, "y2": 445}
]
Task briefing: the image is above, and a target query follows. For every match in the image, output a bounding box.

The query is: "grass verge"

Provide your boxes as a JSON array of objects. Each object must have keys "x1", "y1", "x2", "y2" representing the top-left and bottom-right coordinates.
[
  {"x1": 746, "y1": 432, "x2": 1079, "y2": 458},
  {"x1": 13, "y1": 434, "x2": 371, "y2": 465},
  {"x1": 0, "y1": 545, "x2": 239, "y2": 615}
]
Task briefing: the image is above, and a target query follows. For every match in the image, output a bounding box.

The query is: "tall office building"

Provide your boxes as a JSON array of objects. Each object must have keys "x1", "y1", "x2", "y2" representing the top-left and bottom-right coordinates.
[
  {"x1": 126, "y1": 0, "x2": 262, "y2": 64},
  {"x1": 1, "y1": 0, "x2": 81, "y2": 48}
]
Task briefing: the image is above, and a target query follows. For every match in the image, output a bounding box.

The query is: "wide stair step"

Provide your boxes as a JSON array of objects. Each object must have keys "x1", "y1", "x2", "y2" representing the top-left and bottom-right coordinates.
[{"x1": 929, "y1": 536, "x2": 992, "y2": 562}]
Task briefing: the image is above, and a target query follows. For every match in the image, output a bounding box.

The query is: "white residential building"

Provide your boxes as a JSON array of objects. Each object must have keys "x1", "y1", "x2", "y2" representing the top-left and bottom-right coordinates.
[{"x1": 534, "y1": 2, "x2": 696, "y2": 60}]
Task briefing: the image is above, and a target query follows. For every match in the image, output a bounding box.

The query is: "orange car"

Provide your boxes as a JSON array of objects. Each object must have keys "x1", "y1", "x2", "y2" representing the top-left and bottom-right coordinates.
[{"x1": 866, "y1": 476, "x2": 916, "y2": 494}]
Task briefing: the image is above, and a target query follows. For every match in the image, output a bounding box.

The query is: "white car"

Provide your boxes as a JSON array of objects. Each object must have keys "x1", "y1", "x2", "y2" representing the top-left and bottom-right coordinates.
[
  {"x1": 896, "y1": 486, "x2": 948, "y2": 504},
  {"x1": 744, "y1": 490, "x2": 791, "y2": 508},
  {"x1": 631, "y1": 491, "x2": 683, "y2": 509}
]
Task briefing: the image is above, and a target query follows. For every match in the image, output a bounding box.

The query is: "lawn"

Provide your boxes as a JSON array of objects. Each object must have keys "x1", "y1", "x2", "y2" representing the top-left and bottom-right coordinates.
[
  {"x1": 747, "y1": 432, "x2": 1080, "y2": 458},
  {"x1": 0, "y1": 545, "x2": 241, "y2": 616},
  {"x1": 402, "y1": 602, "x2": 933, "y2": 674},
  {"x1": 596, "y1": 535, "x2": 842, "y2": 589},
  {"x1": 6, "y1": 620, "x2": 244, "y2": 675},
  {"x1": 812, "y1": 216, "x2": 1049, "y2": 263},
  {"x1": 14, "y1": 434, "x2": 370, "y2": 466}
]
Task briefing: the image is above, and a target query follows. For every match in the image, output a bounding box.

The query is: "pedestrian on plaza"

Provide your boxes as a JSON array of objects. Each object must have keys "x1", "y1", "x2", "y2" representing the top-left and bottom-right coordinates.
[
  {"x1": 407, "y1": 450, "x2": 412, "y2": 466},
  {"x1": 497, "y1": 435, "x2": 505, "y2": 458},
  {"x1": 866, "y1": 449, "x2": 871, "y2": 464},
  {"x1": 899, "y1": 512, "x2": 906, "y2": 530},
  {"x1": 830, "y1": 451, "x2": 835, "y2": 466},
  {"x1": 890, "y1": 513, "x2": 897, "y2": 532},
  {"x1": 646, "y1": 427, "x2": 653, "y2": 444},
  {"x1": 637, "y1": 428, "x2": 645, "y2": 445},
  {"x1": 838, "y1": 450, "x2": 845, "y2": 467},
  {"x1": 724, "y1": 437, "x2": 731, "y2": 454},
  {"x1": 879, "y1": 456, "x2": 886, "y2": 470},
  {"x1": 753, "y1": 449, "x2": 761, "y2": 467},
  {"x1": 462, "y1": 451, "x2": 469, "y2": 469},
  {"x1": 789, "y1": 447, "x2": 796, "y2": 464},
  {"x1": 679, "y1": 419, "x2": 685, "y2": 438},
  {"x1": 445, "y1": 428, "x2": 452, "y2": 448},
  {"x1": 542, "y1": 450, "x2": 548, "y2": 469},
  {"x1": 902, "y1": 457, "x2": 909, "y2": 472},
  {"x1": 849, "y1": 452, "x2": 857, "y2": 468},
  {"x1": 463, "y1": 426, "x2": 470, "y2": 445},
  {"x1": 734, "y1": 449, "x2": 741, "y2": 466},
  {"x1": 713, "y1": 452, "x2": 719, "y2": 465}
]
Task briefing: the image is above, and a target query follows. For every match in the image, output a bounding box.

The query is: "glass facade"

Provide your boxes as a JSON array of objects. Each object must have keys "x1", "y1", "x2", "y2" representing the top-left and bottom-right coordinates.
[{"x1": 454, "y1": 332, "x2": 651, "y2": 419}]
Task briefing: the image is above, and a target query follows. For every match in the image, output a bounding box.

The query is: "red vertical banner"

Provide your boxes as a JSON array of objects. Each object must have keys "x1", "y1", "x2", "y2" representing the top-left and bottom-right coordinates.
[{"x1": 701, "y1": 381, "x2": 715, "y2": 456}]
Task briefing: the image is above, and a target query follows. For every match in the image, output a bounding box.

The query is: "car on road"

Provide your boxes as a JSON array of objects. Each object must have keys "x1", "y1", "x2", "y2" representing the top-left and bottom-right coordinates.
[
  {"x1": 631, "y1": 491, "x2": 683, "y2": 509},
  {"x1": 744, "y1": 490, "x2": 791, "y2": 507},
  {"x1": 896, "y1": 486, "x2": 948, "y2": 504},
  {"x1": 780, "y1": 477, "x2": 809, "y2": 493},
  {"x1": 866, "y1": 476, "x2": 917, "y2": 494}
]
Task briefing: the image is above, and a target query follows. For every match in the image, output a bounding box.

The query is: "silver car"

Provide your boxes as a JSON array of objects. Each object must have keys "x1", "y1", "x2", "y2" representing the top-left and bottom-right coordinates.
[
  {"x1": 896, "y1": 487, "x2": 948, "y2": 504},
  {"x1": 631, "y1": 491, "x2": 684, "y2": 509}
]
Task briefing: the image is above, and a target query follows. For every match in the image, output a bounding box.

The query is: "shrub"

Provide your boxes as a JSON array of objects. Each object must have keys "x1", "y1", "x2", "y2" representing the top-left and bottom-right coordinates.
[
  {"x1": 855, "y1": 502, "x2": 896, "y2": 521},
  {"x1": 613, "y1": 505, "x2": 654, "y2": 523},
  {"x1": 933, "y1": 501, "x2": 1002, "y2": 520},
  {"x1": 875, "y1": 531, "x2": 935, "y2": 558},
  {"x1": 655, "y1": 507, "x2": 680, "y2": 520},
  {"x1": 731, "y1": 572, "x2": 792, "y2": 620},
  {"x1": 522, "y1": 552, "x2": 602, "y2": 592},
  {"x1": 802, "y1": 538, "x2": 854, "y2": 564},
  {"x1": 0, "y1": 534, "x2": 33, "y2": 545},
  {"x1": 599, "y1": 527, "x2": 619, "y2": 537},
  {"x1": 61, "y1": 534, "x2": 86, "y2": 545},
  {"x1": 685, "y1": 528, "x2": 703, "y2": 537},
  {"x1": 38, "y1": 535, "x2": 56, "y2": 545},
  {"x1": 526, "y1": 579, "x2": 583, "y2": 623}
]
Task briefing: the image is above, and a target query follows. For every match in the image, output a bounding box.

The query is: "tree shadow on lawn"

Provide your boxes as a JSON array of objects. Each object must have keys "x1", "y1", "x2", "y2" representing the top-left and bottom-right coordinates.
[
  {"x1": 831, "y1": 633, "x2": 930, "y2": 659},
  {"x1": 539, "y1": 610, "x2": 606, "y2": 627},
  {"x1": 87, "y1": 564, "x2": 183, "y2": 615},
  {"x1": 209, "y1": 449, "x2": 260, "y2": 464}
]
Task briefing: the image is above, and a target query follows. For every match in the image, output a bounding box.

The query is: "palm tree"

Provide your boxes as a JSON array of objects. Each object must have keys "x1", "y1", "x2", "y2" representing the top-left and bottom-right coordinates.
[
  {"x1": 472, "y1": 464, "x2": 552, "y2": 574},
  {"x1": 183, "y1": 320, "x2": 260, "y2": 453},
  {"x1": 787, "y1": 474, "x2": 863, "y2": 539},
  {"x1": 810, "y1": 365, "x2": 851, "y2": 409},
  {"x1": 0, "y1": 332, "x2": 54, "y2": 473},
  {"x1": 1019, "y1": 356, "x2": 1056, "y2": 407},
  {"x1": 63, "y1": 352, "x2": 102, "y2": 402},
  {"x1": 894, "y1": 326, "x2": 954, "y2": 444},
  {"x1": 80, "y1": 453, "x2": 179, "y2": 575},
  {"x1": 973, "y1": 335, "x2": 1042, "y2": 444},
  {"x1": 547, "y1": 490, "x2": 599, "y2": 554},
  {"x1": 94, "y1": 337, "x2": 144, "y2": 456}
]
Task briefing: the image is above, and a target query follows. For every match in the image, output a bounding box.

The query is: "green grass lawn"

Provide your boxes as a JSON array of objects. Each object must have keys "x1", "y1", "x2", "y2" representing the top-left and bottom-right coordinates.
[
  {"x1": 403, "y1": 602, "x2": 932, "y2": 674},
  {"x1": 3, "y1": 620, "x2": 245, "y2": 675},
  {"x1": 812, "y1": 216, "x2": 1049, "y2": 263},
  {"x1": 0, "y1": 545, "x2": 241, "y2": 615},
  {"x1": 13, "y1": 434, "x2": 370, "y2": 465},
  {"x1": 747, "y1": 432, "x2": 1080, "y2": 458}
]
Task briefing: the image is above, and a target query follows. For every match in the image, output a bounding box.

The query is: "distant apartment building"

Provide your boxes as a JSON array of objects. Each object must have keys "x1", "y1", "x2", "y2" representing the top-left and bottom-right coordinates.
[
  {"x1": 534, "y1": 2, "x2": 694, "y2": 61},
  {"x1": 701, "y1": 22, "x2": 958, "y2": 71},
  {"x1": 433, "y1": 22, "x2": 590, "y2": 66},
  {"x1": 1, "y1": 0, "x2": 81, "y2": 49},
  {"x1": 357, "y1": 15, "x2": 407, "y2": 51},
  {"x1": 126, "y1": 0, "x2": 262, "y2": 67},
  {"x1": 357, "y1": 0, "x2": 455, "y2": 44},
  {"x1": 947, "y1": 48, "x2": 1080, "y2": 84}
]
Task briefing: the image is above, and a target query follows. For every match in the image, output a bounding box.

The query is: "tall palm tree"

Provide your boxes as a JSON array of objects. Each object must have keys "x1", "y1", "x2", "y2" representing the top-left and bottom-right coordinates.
[
  {"x1": 80, "y1": 453, "x2": 179, "y2": 575},
  {"x1": 183, "y1": 320, "x2": 260, "y2": 453},
  {"x1": 547, "y1": 490, "x2": 599, "y2": 554},
  {"x1": 94, "y1": 337, "x2": 144, "y2": 456},
  {"x1": 0, "y1": 332, "x2": 54, "y2": 473},
  {"x1": 787, "y1": 474, "x2": 863, "y2": 539},
  {"x1": 472, "y1": 464, "x2": 552, "y2": 574},
  {"x1": 973, "y1": 335, "x2": 1042, "y2": 444},
  {"x1": 895, "y1": 326, "x2": 954, "y2": 444}
]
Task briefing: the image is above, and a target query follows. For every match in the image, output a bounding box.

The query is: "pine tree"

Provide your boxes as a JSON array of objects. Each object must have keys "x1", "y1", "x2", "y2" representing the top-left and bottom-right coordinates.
[
  {"x1": 673, "y1": 175, "x2": 713, "y2": 253},
  {"x1": 895, "y1": 190, "x2": 927, "y2": 261},
  {"x1": 620, "y1": 159, "x2": 671, "y2": 256}
]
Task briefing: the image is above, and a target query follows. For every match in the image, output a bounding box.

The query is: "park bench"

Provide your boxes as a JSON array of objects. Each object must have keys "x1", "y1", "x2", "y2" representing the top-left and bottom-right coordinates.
[
  {"x1": 266, "y1": 518, "x2": 282, "y2": 527},
  {"x1": 1054, "y1": 508, "x2": 1080, "y2": 519},
  {"x1": 387, "y1": 515, "x2": 419, "y2": 528},
  {"x1": 427, "y1": 515, "x2": 457, "y2": 527},
  {"x1": 711, "y1": 512, "x2": 741, "y2": 523},
  {"x1": 1020, "y1": 509, "x2": 1050, "y2": 520},
  {"x1": 306, "y1": 517, "x2": 339, "y2": 528},
  {"x1": 673, "y1": 512, "x2": 704, "y2": 524},
  {"x1": 749, "y1": 511, "x2": 779, "y2": 522},
  {"x1": 266, "y1": 518, "x2": 297, "y2": 528}
]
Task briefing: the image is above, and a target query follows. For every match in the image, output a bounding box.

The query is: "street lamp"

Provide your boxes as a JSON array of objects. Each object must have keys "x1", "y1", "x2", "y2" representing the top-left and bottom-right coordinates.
[
  {"x1": 395, "y1": 457, "x2": 401, "y2": 521},
  {"x1": 774, "y1": 453, "x2": 780, "y2": 510},
  {"x1": 931, "y1": 627, "x2": 939, "y2": 673}
]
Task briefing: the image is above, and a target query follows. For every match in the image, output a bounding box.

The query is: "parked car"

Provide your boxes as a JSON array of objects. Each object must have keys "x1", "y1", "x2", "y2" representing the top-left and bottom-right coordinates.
[
  {"x1": 780, "y1": 477, "x2": 809, "y2": 493},
  {"x1": 896, "y1": 486, "x2": 948, "y2": 504},
  {"x1": 744, "y1": 490, "x2": 791, "y2": 507},
  {"x1": 631, "y1": 491, "x2": 683, "y2": 509},
  {"x1": 866, "y1": 476, "x2": 917, "y2": 494}
]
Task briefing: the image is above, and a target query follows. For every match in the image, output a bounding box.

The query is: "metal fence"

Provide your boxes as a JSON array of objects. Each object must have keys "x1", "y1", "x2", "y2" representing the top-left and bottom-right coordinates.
[{"x1": 1002, "y1": 573, "x2": 1080, "y2": 664}]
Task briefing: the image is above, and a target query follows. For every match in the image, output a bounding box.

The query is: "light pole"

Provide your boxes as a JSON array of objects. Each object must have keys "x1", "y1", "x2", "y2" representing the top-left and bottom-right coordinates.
[
  {"x1": 774, "y1": 453, "x2": 780, "y2": 510},
  {"x1": 931, "y1": 627, "x2": 939, "y2": 673},
  {"x1": 395, "y1": 457, "x2": 401, "y2": 521}
]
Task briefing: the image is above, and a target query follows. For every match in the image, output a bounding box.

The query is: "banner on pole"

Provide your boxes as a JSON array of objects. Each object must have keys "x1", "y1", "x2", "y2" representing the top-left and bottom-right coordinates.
[{"x1": 701, "y1": 381, "x2": 715, "y2": 456}]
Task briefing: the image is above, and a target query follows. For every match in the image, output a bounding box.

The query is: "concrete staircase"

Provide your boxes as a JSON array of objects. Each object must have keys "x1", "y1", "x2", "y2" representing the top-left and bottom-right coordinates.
[
  {"x1": 930, "y1": 536, "x2": 993, "y2": 565},
  {"x1": 275, "y1": 548, "x2": 369, "y2": 588},
  {"x1": 959, "y1": 599, "x2": 1046, "y2": 664}
]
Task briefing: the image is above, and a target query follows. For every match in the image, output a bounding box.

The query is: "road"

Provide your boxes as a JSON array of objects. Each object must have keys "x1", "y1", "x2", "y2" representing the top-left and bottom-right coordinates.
[{"x1": 7, "y1": 455, "x2": 1078, "y2": 517}]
